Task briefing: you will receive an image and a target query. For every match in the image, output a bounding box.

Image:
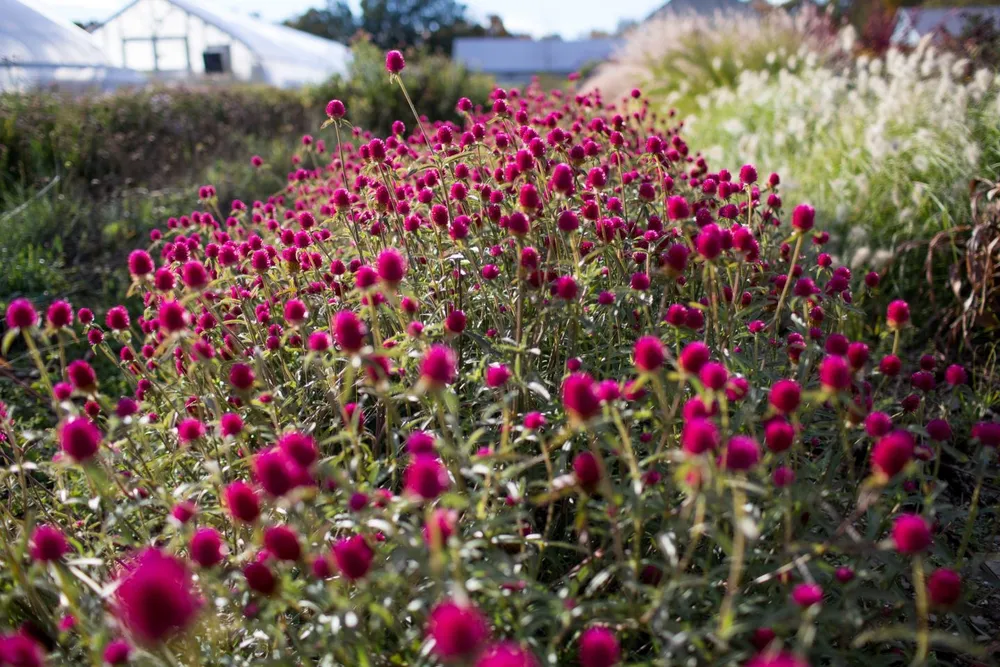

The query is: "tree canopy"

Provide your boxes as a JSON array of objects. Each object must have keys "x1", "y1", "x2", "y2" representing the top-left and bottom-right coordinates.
[{"x1": 284, "y1": 0, "x2": 516, "y2": 54}]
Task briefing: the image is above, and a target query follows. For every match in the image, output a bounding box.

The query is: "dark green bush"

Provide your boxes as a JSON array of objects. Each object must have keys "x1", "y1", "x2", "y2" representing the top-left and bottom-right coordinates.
[
  {"x1": 311, "y1": 38, "x2": 495, "y2": 137},
  {"x1": 0, "y1": 86, "x2": 313, "y2": 199}
]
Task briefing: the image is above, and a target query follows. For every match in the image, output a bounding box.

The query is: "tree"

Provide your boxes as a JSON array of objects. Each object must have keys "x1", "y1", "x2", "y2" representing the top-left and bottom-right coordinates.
[
  {"x1": 285, "y1": 0, "x2": 487, "y2": 54},
  {"x1": 284, "y1": 2, "x2": 358, "y2": 43}
]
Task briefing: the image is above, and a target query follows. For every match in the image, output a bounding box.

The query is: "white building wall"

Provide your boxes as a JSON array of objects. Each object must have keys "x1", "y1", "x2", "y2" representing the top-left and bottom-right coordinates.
[{"x1": 92, "y1": 0, "x2": 258, "y2": 81}]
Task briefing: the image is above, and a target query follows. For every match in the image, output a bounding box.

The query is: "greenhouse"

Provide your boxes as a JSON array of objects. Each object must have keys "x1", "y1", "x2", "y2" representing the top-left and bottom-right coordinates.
[
  {"x1": 90, "y1": 0, "x2": 352, "y2": 89},
  {"x1": 0, "y1": 0, "x2": 144, "y2": 92}
]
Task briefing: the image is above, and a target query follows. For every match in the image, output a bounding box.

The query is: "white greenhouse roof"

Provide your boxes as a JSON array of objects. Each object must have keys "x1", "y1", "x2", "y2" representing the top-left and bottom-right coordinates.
[{"x1": 0, "y1": 0, "x2": 144, "y2": 91}]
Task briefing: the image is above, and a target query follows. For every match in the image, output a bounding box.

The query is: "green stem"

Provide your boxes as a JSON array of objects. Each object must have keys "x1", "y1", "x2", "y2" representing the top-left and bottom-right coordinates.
[{"x1": 772, "y1": 234, "x2": 804, "y2": 331}]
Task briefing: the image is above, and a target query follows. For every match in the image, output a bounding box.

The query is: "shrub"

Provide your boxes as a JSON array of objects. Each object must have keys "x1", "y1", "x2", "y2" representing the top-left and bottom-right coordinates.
[
  {"x1": 679, "y1": 38, "x2": 1000, "y2": 328},
  {"x1": 310, "y1": 37, "x2": 495, "y2": 137},
  {"x1": 0, "y1": 136, "x2": 294, "y2": 306},
  {"x1": 0, "y1": 86, "x2": 313, "y2": 199},
  {"x1": 0, "y1": 61, "x2": 994, "y2": 666},
  {"x1": 584, "y1": 7, "x2": 841, "y2": 113}
]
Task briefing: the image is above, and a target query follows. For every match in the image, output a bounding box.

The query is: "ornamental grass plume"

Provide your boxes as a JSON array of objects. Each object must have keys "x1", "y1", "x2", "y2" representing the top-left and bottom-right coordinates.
[{"x1": 0, "y1": 58, "x2": 992, "y2": 667}]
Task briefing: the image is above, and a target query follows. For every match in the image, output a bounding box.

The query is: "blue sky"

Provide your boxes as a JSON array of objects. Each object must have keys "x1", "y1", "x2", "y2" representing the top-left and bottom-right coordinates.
[{"x1": 37, "y1": 0, "x2": 679, "y2": 39}]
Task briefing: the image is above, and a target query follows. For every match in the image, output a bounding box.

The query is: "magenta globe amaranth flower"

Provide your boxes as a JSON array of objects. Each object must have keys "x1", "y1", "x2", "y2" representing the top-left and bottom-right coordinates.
[
  {"x1": 106, "y1": 305, "x2": 130, "y2": 331},
  {"x1": 181, "y1": 261, "x2": 209, "y2": 289},
  {"x1": 925, "y1": 419, "x2": 952, "y2": 442},
  {"x1": 333, "y1": 310, "x2": 366, "y2": 353},
  {"x1": 678, "y1": 341, "x2": 710, "y2": 374},
  {"x1": 764, "y1": 418, "x2": 795, "y2": 453},
  {"x1": 476, "y1": 642, "x2": 540, "y2": 667},
  {"x1": 554, "y1": 275, "x2": 579, "y2": 300},
  {"x1": 865, "y1": 411, "x2": 892, "y2": 437},
  {"x1": 189, "y1": 527, "x2": 224, "y2": 568},
  {"x1": 283, "y1": 298, "x2": 307, "y2": 325},
  {"x1": 562, "y1": 373, "x2": 601, "y2": 423},
  {"x1": 377, "y1": 248, "x2": 407, "y2": 286},
  {"x1": 404, "y1": 455, "x2": 449, "y2": 500},
  {"x1": 524, "y1": 412, "x2": 546, "y2": 430},
  {"x1": 892, "y1": 514, "x2": 932, "y2": 554},
  {"x1": 228, "y1": 363, "x2": 255, "y2": 391},
  {"x1": 445, "y1": 309, "x2": 467, "y2": 334},
  {"x1": 681, "y1": 418, "x2": 719, "y2": 456},
  {"x1": 278, "y1": 431, "x2": 318, "y2": 468},
  {"x1": 67, "y1": 359, "x2": 97, "y2": 393},
  {"x1": 972, "y1": 421, "x2": 1000, "y2": 447},
  {"x1": 6, "y1": 298, "x2": 38, "y2": 329},
  {"x1": 699, "y1": 362, "x2": 728, "y2": 391},
  {"x1": 818, "y1": 355, "x2": 851, "y2": 392},
  {"x1": 722, "y1": 436, "x2": 760, "y2": 471},
  {"x1": 0, "y1": 634, "x2": 46, "y2": 667},
  {"x1": 243, "y1": 560, "x2": 277, "y2": 595},
  {"x1": 46, "y1": 300, "x2": 73, "y2": 329},
  {"x1": 103, "y1": 639, "x2": 132, "y2": 665},
  {"x1": 158, "y1": 300, "x2": 189, "y2": 333},
  {"x1": 945, "y1": 364, "x2": 968, "y2": 385},
  {"x1": 171, "y1": 500, "x2": 196, "y2": 524},
  {"x1": 264, "y1": 525, "x2": 302, "y2": 562},
  {"x1": 578, "y1": 627, "x2": 620, "y2": 667},
  {"x1": 773, "y1": 465, "x2": 795, "y2": 487},
  {"x1": 420, "y1": 345, "x2": 458, "y2": 389},
  {"x1": 870, "y1": 430, "x2": 914, "y2": 480},
  {"x1": 176, "y1": 418, "x2": 205, "y2": 445},
  {"x1": 406, "y1": 430, "x2": 436, "y2": 455},
  {"x1": 325, "y1": 98, "x2": 346, "y2": 118},
  {"x1": 633, "y1": 336, "x2": 665, "y2": 373},
  {"x1": 113, "y1": 549, "x2": 201, "y2": 644},
  {"x1": 791, "y1": 204, "x2": 815, "y2": 232},
  {"x1": 927, "y1": 568, "x2": 961, "y2": 607},
  {"x1": 385, "y1": 49, "x2": 405, "y2": 73},
  {"x1": 886, "y1": 300, "x2": 910, "y2": 330},
  {"x1": 427, "y1": 600, "x2": 490, "y2": 660},
  {"x1": 769, "y1": 379, "x2": 801, "y2": 414},
  {"x1": 59, "y1": 417, "x2": 102, "y2": 462},
  {"x1": 485, "y1": 363, "x2": 511, "y2": 388},
  {"x1": 573, "y1": 451, "x2": 601, "y2": 493},
  {"x1": 30, "y1": 524, "x2": 69, "y2": 562},
  {"x1": 253, "y1": 448, "x2": 298, "y2": 497},
  {"x1": 224, "y1": 480, "x2": 260, "y2": 523},
  {"x1": 791, "y1": 583, "x2": 823, "y2": 607},
  {"x1": 220, "y1": 412, "x2": 244, "y2": 437},
  {"x1": 332, "y1": 534, "x2": 374, "y2": 580}
]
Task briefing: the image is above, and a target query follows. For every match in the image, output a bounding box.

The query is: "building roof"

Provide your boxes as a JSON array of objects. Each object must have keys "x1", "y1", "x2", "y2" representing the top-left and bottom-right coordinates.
[
  {"x1": 454, "y1": 38, "x2": 622, "y2": 77},
  {"x1": 647, "y1": 0, "x2": 754, "y2": 20},
  {"x1": 895, "y1": 6, "x2": 1000, "y2": 42}
]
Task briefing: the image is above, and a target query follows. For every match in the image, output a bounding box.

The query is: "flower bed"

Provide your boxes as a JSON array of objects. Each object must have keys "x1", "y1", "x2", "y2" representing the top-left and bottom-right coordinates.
[{"x1": 0, "y1": 52, "x2": 995, "y2": 666}]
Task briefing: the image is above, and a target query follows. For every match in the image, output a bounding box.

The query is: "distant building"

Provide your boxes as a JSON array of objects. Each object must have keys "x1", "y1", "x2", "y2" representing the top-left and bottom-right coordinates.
[
  {"x1": 894, "y1": 6, "x2": 1000, "y2": 45},
  {"x1": 0, "y1": 0, "x2": 144, "y2": 92},
  {"x1": 646, "y1": 0, "x2": 754, "y2": 20},
  {"x1": 453, "y1": 37, "x2": 622, "y2": 84},
  {"x1": 91, "y1": 0, "x2": 351, "y2": 88}
]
